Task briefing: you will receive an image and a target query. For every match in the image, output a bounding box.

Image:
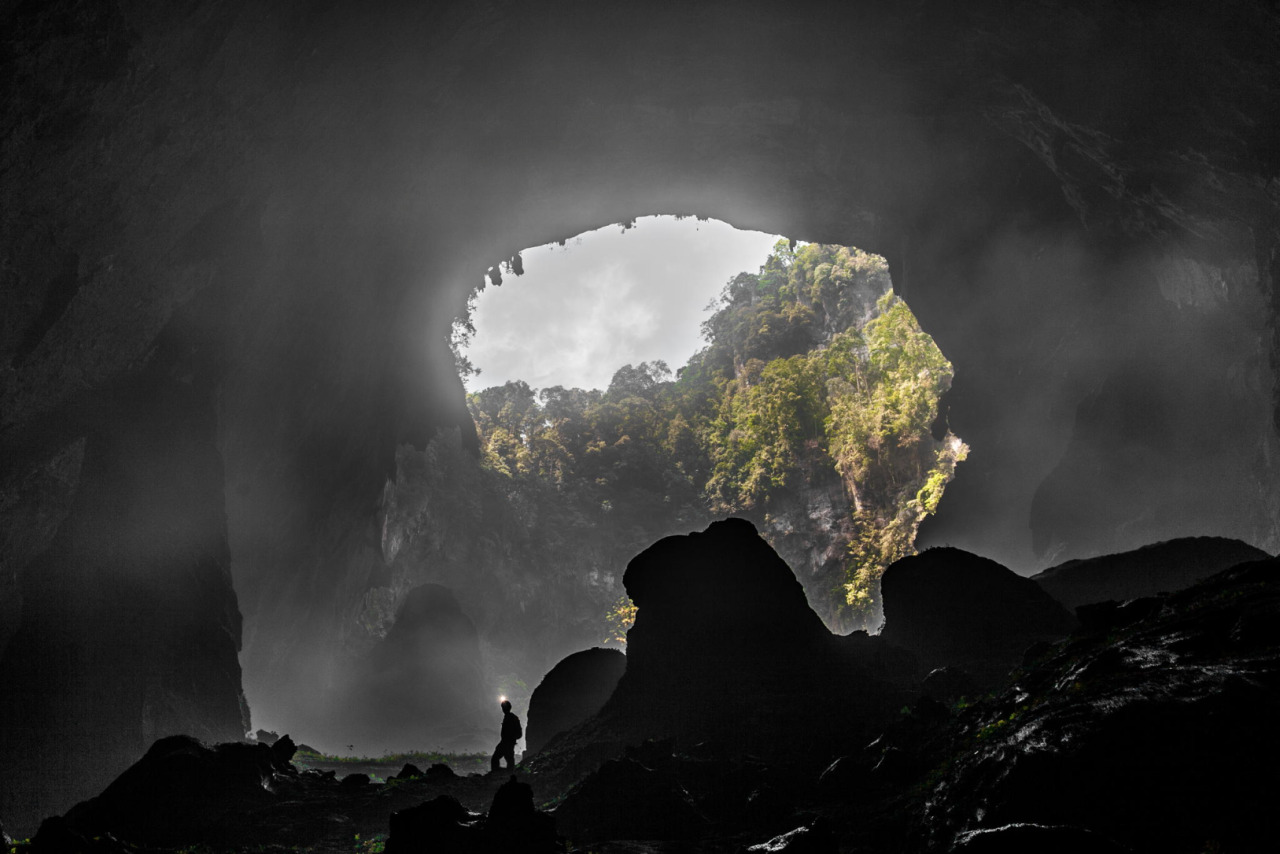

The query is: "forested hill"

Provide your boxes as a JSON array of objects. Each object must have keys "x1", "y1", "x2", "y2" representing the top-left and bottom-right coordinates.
[{"x1": 467, "y1": 242, "x2": 966, "y2": 633}]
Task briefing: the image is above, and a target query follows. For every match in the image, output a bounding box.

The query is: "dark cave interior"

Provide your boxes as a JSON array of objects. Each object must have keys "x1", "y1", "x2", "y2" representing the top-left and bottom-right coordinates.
[{"x1": 1, "y1": 1, "x2": 1279, "y2": 850}]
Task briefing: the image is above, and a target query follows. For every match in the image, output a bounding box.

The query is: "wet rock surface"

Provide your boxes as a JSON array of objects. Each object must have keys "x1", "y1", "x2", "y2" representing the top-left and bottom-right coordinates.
[
  {"x1": 925, "y1": 557, "x2": 1280, "y2": 853},
  {"x1": 526, "y1": 647, "x2": 626, "y2": 757},
  {"x1": 879, "y1": 548, "x2": 1077, "y2": 685}
]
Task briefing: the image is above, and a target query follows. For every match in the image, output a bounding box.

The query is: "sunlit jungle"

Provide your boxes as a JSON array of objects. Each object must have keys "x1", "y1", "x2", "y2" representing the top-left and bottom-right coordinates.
[{"x1": 3, "y1": 2, "x2": 1280, "y2": 853}]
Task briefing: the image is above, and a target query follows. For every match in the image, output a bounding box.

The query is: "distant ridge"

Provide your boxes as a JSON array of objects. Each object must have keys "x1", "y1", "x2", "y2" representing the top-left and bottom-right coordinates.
[{"x1": 1032, "y1": 536, "x2": 1271, "y2": 610}]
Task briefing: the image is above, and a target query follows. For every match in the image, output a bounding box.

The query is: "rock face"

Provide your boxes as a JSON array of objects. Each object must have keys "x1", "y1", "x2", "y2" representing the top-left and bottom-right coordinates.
[
  {"x1": 4, "y1": 1, "x2": 1280, "y2": 836},
  {"x1": 1032, "y1": 536, "x2": 1272, "y2": 610},
  {"x1": 387, "y1": 777, "x2": 557, "y2": 854},
  {"x1": 525, "y1": 648, "x2": 627, "y2": 757},
  {"x1": 926, "y1": 557, "x2": 1280, "y2": 853},
  {"x1": 59, "y1": 735, "x2": 286, "y2": 847},
  {"x1": 878, "y1": 548, "x2": 1076, "y2": 684},
  {"x1": 539, "y1": 519, "x2": 903, "y2": 775},
  {"x1": 337, "y1": 584, "x2": 491, "y2": 754},
  {"x1": 0, "y1": 342, "x2": 248, "y2": 835}
]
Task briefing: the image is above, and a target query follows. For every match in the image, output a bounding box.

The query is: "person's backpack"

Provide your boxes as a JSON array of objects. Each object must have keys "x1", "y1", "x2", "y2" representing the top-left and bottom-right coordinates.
[{"x1": 512, "y1": 715, "x2": 523, "y2": 741}]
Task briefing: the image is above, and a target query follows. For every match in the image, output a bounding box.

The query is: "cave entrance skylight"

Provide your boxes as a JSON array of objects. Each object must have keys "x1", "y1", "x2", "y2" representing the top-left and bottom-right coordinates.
[{"x1": 453, "y1": 215, "x2": 965, "y2": 635}]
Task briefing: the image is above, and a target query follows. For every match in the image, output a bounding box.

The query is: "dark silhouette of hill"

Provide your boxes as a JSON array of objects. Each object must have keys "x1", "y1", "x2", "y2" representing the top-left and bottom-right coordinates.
[
  {"x1": 1032, "y1": 536, "x2": 1272, "y2": 610},
  {"x1": 879, "y1": 547, "x2": 1077, "y2": 685}
]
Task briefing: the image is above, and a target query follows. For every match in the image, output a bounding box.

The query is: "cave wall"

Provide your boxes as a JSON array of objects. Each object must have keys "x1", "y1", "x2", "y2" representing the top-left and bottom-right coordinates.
[{"x1": 2, "y1": 0, "x2": 1278, "y2": 832}]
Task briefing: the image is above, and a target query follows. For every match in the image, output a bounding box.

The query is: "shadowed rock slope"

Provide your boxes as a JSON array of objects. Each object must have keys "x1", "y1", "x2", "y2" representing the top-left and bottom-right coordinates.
[
  {"x1": 923, "y1": 557, "x2": 1280, "y2": 853},
  {"x1": 530, "y1": 518, "x2": 910, "y2": 785},
  {"x1": 878, "y1": 548, "x2": 1077, "y2": 685},
  {"x1": 1032, "y1": 536, "x2": 1272, "y2": 610},
  {"x1": 525, "y1": 647, "x2": 626, "y2": 757}
]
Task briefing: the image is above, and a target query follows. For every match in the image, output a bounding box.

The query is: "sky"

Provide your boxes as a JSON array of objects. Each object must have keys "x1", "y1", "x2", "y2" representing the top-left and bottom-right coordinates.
[{"x1": 460, "y1": 216, "x2": 783, "y2": 392}]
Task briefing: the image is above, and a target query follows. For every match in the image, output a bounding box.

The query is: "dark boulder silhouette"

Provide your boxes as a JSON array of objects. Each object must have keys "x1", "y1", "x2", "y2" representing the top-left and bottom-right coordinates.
[
  {"x1": 525, "y1": 647, "x2": 626, "y2": 756},
  {"x1": 386, "y1": 777, "x2": 556, "y2": 854},
  {"x1": 879, "y1": 548, "x2": 1076, "y2": 685},
  {"x1": 484, "y1": 776, "x2": 558, "y2": 853},
  {"x1": 57, "y1": 735, "x2": 284, "y2": 847},
  {"x1": 339, "y1": 583, "x2": 490, "y2": 753},
  {"x1": 552, "y1": 757, "x2": 706, "y2": 843},
  {"x1": 386, "y1": 795, "x2": 480, "y2": 854},
  {"x1": 612, "y1": 519, "x2": 897, "y2": 752},
  {"x1": 1031, "y1": 536, "x2": 1271, "y2": 610},
  {"x1": 528, "y1": 519, "x2": 906, "y2": 793},
  {"x1": 926, "y1": 557, "x2": 1280, "y2": 853}
]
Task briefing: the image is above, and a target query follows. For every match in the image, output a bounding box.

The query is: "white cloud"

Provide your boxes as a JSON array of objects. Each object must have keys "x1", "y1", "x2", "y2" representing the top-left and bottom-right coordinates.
[{"x1": 462, "y1": 216, "x2": 782, "y2": 392}]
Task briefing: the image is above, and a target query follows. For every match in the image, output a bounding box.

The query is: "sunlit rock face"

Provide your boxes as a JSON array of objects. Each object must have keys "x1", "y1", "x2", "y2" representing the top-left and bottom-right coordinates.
[{"x1": 2, "y1": 0, "x2": 1278, "y2": 834}]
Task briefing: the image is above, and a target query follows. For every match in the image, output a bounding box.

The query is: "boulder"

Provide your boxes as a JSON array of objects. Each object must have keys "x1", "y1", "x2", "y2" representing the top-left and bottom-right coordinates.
[
  {"x1": 58, "y1": 735, "x2": 277, "y2": 847},
  {"x1": 423, "y1": 763, "x2": 457, "y2": 782},
  {"x1": 391, "y1": 763, "x2": 423, "y2": 781},
  {"x1": 386, "y1": 795, "x2": 480, "y2": 854},
  {"x1": 577, "y1": 518, "x2": 899, "y2": 764},
  {"x1": 879, "y1": 548, "x2": 1076, "y2": 685},
  {"x1": 269, "y1": 734, "x2": 297, "y2": 769},
  {"x1": 1032, "y1": 536, "x2": 1271, "y2": 611},
  {"x1": 525, "y1": 647, "x2": 626, "y2": 756},
  {"x1": 552, "y1": 757, "x2": 706, "y2": 843},
  {"x1": 338, "y1": 773, "x2": 371, "y2": 790},
  {"x1": 484, "y1": 777, "x2": 558, "y2": 853}
]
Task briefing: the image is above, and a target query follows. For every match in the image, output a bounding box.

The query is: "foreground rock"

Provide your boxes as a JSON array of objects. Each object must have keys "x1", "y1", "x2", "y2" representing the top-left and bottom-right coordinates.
[
  {"x1": 925, "y1": 557, "x2": 1280, "y2": 853},
  {"x1": 878, "y1": 548, "x2": 1076, "y2": 685},
  {"x1": 59, "y1": 735, "x2": 286, "y2": 846},
  {"x1": 1032, "y1": 536, "x2": 1271, "y2": 610},
  {"x1": 525, "y1": 647, "x2": 626, "y2": 756},
  {"x1": 537, "y1": 519, "x2": 904, "y2": 777},
  {"x1": 387, "y1": 776, "x2": 557, "y2": 854}
]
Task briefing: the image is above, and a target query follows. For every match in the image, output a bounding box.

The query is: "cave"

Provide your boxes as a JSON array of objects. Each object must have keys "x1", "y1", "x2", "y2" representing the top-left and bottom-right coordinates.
[{"x1": 2, "y1": 0, "x2": 1278, "y2": 847}]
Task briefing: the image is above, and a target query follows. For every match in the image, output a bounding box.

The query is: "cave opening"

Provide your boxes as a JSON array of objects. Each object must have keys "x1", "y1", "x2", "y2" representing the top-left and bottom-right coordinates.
[{"x1": 371, "y1": 214, "x2": 970, "y2": 721}]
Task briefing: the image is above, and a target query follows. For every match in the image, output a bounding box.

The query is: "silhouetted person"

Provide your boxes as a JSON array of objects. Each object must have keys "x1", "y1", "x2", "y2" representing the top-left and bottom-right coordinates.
[{"x1": 491, "y1": 699, "x2": 522, "y2": 773}]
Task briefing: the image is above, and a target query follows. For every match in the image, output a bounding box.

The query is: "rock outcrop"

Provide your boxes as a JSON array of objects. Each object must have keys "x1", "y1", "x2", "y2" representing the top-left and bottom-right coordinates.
[
  {"x1": 59, "y1": 735, "x2": 286, "y2": 847},
  {"x1": 387, "y1": 777, "x2": 558, "y2": 854},
  {"x1": 525, "y1": 647, "x2": 626, "y2": 757},
  {"x1": 1032, "y1": 536, "x2": 1272, "y2": 610},
  {"x1": 925, "y1": 557, "x2": 1280, "y2": 853},
  {"x1": 337, "y1": 583, "x2": 491, "y2": 754},
  {"x1": 536, "y1": 519, "x2": 904, "y2": 780},
  {"x1": 878, "y1": 548, "x2": 1076, "y2": 685}
]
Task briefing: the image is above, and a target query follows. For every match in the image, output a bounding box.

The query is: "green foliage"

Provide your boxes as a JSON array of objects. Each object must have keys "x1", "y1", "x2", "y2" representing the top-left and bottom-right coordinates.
[{"x1": 465, "y1": 243, "x2": 965, "y2": 631}]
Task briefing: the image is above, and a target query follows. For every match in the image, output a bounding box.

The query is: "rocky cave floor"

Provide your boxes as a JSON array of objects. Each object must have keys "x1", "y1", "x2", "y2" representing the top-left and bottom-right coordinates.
[{"x1": 7, "y1": 537, "x2": 1279, "y2": 854}]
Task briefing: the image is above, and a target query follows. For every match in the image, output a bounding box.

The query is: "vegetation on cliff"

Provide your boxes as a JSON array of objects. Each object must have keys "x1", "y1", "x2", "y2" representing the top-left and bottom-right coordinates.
[{"x1": 465, "y1": 242, "x2": 965, "y2": 631}]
